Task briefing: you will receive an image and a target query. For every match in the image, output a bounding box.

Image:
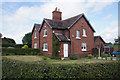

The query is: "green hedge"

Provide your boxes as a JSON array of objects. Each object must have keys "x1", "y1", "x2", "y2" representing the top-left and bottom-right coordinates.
[
  {"x1": 2, "y1": 57, "x2": 120, "y2": 79},
  {"x1": 2, "y1": 47, "x2": 41, "y2": 56}
]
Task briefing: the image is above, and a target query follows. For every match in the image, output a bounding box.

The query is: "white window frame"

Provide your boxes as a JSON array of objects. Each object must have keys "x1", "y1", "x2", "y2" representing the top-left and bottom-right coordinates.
[
  {"x1": 82, "y1": 29, "x2": 87, "y2": 37},
  {"x1": 34, "y1": 32, "x2": 37, "y2": 39},
  {"x1": 34, "y1": 43, "x2": 37, "y2": 49},
  {"x1": 43, "y1": 29, "x2": 47, "y2": 37},
  {"x1": 43, "y1": 43, "x2": 48, "y2": 51},
  {"x1": 76, "y1": 30, "x2": 81, "y2": 39},
  {"x1": 82, "y1": 43, "x2": 87, "y2": 51}
]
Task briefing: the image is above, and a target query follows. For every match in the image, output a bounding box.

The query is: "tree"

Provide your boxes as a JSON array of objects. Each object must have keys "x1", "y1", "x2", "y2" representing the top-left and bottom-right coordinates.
[
  {"x1": 2, "y1": 37, "x2": 16, "y2": 47},
  {"x1": 22, "y1": 32, "x2": 32, "y2": 47},
  {"x1": 0, "y1": 33, "x2": 2, "y2": 38}
]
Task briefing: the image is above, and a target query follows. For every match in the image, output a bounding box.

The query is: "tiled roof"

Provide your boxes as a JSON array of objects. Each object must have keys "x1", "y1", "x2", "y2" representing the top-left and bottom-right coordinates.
[
  {"x1": 44, "y1": 14, "x2": 95, "y2": 32},
  {"x1": 54, "y1": 33, "x2": 70, "y2": 42},
  {"x1": 45, "y1": 14, "x2": 81, "y2": 29},
  {"x1": 94, "y1": 36, "x2": 105, "y2": 43},
  {"x1": 32, "y1": 24, "x2": 41, "y2": 34}
]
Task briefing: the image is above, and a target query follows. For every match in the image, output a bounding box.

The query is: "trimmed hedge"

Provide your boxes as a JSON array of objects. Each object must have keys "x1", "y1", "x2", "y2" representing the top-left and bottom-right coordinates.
[
  {"x1": 2, "y1": 57, "x2": 120, "y2": 79},
  {"x1": 2, "y1": 47, "x2": 41, "y2": 56}
]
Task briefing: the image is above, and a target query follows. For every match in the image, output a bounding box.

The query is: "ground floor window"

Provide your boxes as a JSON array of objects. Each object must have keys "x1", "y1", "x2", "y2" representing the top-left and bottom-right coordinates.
[
  {"x1": 34, "y1": 43, "x2": 37, "y2": 49},
  {"x1": 43, "y1": 43, "x2": 48, "y2": 51},
  {"x1": 82, "y1": 43, "x2": 86, "y2": 51}
]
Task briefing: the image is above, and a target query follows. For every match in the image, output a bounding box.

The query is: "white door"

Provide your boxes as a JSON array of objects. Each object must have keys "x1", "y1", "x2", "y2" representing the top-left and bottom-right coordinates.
[{"x1": 64, "y1": 44, "x2": 68, "y2": 57}]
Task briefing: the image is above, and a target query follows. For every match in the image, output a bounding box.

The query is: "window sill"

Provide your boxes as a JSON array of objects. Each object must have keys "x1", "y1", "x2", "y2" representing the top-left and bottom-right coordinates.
[
  {"x1": 76, "y1": 37, "x2": 81, "y2": 39},
  {"x1": 34, "y1": 37, "x2": 37, "y2": 39},
  {"x1": 82, "y1": 35, "x2": 87, "y2": 37},
  {"x1": 43, "y1": 35, "x2": 47, "y2": 37},
  {"x1": 82, "y1": 50, "x2": 87, "y2": 51},
  {"x1": 43, "y1": 49, "x2": 48, "y2": 51}
]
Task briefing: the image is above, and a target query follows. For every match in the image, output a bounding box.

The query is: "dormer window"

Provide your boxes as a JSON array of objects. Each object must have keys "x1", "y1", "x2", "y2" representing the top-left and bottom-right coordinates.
[
  {"x1": 34, "y1": 32, "x2": 37, "y2": 38},
  {"x1": 76, "y1": 30, "x2": 81, "y2": 39},
  {"x1": 82, "y1": 29, "x2": 87, "y2": 37},
  {"x1": 43, "y1": 29, "x2": 47, "y2": 37}
]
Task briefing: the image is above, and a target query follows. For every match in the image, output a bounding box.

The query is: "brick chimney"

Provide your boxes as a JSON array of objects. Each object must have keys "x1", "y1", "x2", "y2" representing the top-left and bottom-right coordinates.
[{"x1": 52, "y1": 7, "x2": 62, "y2": 21}]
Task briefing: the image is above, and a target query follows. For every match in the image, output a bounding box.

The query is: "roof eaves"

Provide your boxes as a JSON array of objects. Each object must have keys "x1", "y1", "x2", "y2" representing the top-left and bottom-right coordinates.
[
  {"x1": 44, "y1": 19, "x2": 53, "y2": 29},
  {"x1": 83, "y1": 14, "x2": 95, "y2": 32}
]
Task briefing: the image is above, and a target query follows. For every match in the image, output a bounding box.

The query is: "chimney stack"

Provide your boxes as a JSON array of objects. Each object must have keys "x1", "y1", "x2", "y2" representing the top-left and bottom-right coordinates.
[{"x1": 52, "y1": 7, "x2": 62, "y2": 21}]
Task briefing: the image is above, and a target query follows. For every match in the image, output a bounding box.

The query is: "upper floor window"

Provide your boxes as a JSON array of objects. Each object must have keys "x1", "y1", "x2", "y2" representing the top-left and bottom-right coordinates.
[
  {"x1": 82, "y1": 43, "x2": 86, "y2": 51},
  {"x1": 82, "y1": 29, "x2": 87, "y2": 37},
  {"x1": 34, "y1": 32, "x2": 37, "y2": 38},
  {"x1": 76, "y1": 30, "x2": 80, "y2": 39},
  {"x1": 43, "y1": 43, "x2": 48, "y2": 51},
  {"x1": 34, "y1": 43, "x2": 37, "y2": 49},
  {"x1": 43, "y1": 29, "x2": 47, "y2": 37}
]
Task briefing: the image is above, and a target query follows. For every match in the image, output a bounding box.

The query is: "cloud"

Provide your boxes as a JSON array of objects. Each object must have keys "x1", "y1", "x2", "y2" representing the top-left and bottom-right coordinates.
[
  {"x1": 1, "y1": 1, "x2": 118, "y2": 43},
  {"x1": 104, "y1": 14, "x2": 112, "y2": 20},
  {"x1": 99, "y1": 21, "x2": 118, "y2": 43}
]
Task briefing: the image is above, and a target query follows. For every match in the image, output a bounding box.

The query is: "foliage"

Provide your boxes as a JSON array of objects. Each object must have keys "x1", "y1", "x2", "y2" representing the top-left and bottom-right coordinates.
[
  {"x1": 116, "y1": 55, "x2": 120, "y2": 61},
  {"x1": 70, "y1": 54, "x2": 78, "y2": 60},
  {"x1": 2, "y1": 47, "x2": 41, "y2": 56},
  {"x1": 22, "y1": 32, "x2": 32, "y2": 47},
  {"x1": 51, "y1": 57, "x2": 61, "y2": 60},
  {"x1": 24, "y1": 45, "x2": 28, "y2": 48},
  {"x1": 2, "y1": 57, "x2": 120, "y2": 79},
  {"x1": 2, "y1": 37, "x2": 16, "y2": 47},
  {"x1": 14, "y1": 44, "x2": 24, "y2": 48},
  {"x1": 52, "y1": 33, "x2": 60, "y2": 57},
  {"x1": 0, "y1": 33, "x2": 2, "y2": 38},
  {"x1": 88, "y1": 54, "x2": 93, "y2": 59},
  {"x1": 101, "y1": 52, "x2": 108, "y2": 60},
  {"x1": 110, "y1": 56, "x2": 113, "y2": 60},
  {"x1": 42, "y1": 56, "x2": 48, "y2": 60}
]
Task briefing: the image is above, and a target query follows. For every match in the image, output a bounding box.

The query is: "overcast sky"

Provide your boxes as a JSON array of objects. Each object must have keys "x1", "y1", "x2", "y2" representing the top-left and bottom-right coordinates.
[{"x1": 0, "y1": 0, "x2": 119, "y2": 44}]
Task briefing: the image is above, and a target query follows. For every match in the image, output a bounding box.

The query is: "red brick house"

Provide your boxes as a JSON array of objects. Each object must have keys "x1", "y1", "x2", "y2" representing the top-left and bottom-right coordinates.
[
  {"x1": 32, "y1": 8, "x2": 105, "y2": 57},
  {"x1": 32, "y1": 24, "x2": 41, "y2": 48},
  {"x1": 94, "y1": 36, "x2": 105, "y2": 49}
]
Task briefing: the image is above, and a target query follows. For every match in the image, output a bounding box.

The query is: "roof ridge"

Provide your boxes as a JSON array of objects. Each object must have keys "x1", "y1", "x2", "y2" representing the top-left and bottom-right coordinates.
[{"x1": 62, "y1": 14, "x2": 82, "y2": 21}]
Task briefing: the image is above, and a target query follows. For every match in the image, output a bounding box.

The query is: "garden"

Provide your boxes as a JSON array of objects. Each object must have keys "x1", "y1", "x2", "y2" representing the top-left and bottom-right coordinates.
[{"x1": 1, "y1": 47, "x2": 120, "y2": 79}]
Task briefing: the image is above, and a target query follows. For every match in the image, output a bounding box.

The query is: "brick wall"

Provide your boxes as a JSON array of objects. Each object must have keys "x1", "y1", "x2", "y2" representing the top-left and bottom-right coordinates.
[
  {"x1": 40, "y1": 22, "x2": 53, "y2": 57},
  {"x1": 70, "y1": 16, "x2": 94, "y2": 56},
  {"x1": 32, "y1": 28, "x2": 39, "y2": 48}
]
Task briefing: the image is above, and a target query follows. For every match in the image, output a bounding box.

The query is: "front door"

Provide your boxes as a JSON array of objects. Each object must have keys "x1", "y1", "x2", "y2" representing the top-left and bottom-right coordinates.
[{"x1": 64, "y1": 44, "x2": 68, "y2": 57}]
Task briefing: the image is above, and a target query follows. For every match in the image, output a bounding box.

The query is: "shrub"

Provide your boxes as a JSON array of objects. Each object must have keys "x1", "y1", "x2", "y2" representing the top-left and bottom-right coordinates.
[
  {"x1": 70, "y1": 54, "x2": 78, "y2": 60},
  {"x1": 24, "y1": 45, "x2": 28, "y2": 48},
  {"x1": 116, "y1": 55, "x2": 120, "y2": 61},
  {"x1": 110, "y1": 56, "x2": 113, "y2": 60},
  {"x1": 88, "y1": 54, "x2": 93, "y2": 59},
  {"x1": 2, "y1": 47, "x2": 40, "y2": 56},
  {"x1": 51, "y1": 57, "x2": 60, "y2": 60},
  {"x1": 15, "y1": 44, "x2": 24, "y2": 48},
  {"x1": 2, "y1": 57, "x2": 120, "y2": 79},
  {"x1": 42, "y1": 56, "x2": 48, "y2": 60}
]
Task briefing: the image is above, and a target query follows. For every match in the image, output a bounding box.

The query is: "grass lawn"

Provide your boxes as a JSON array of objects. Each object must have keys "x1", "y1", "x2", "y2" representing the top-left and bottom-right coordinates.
[{"x1": 2, "y1": 55, "x2": 117, "y2": 64}]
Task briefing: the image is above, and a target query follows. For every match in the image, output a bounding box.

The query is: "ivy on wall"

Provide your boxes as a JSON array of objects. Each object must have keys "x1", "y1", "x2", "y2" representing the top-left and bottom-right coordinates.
[{"x1": 52, "y1": 33, "x2": 60, "y2": 57}]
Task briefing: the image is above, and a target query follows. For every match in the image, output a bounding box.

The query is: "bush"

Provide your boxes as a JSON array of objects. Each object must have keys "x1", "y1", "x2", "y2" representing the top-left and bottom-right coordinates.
[
  {"x1": 24, "y1": 45, "x2": 28, "y2": 48},
  {"x1": 15, "y1": 44, "x2": 24, "y2": 48},
  {"x1": 70, "y1": 54, "x2": 78, "y2": 60},
  {"x1": 2, "y1": 57, "x2": 120, "y2": 79},
  {"x1": 88, "y1": 54, "x2": 93, "y2": 59},
  {"x1": 116, "y1": 55, "x2": 120, "y2": 61},
  {"x1": 51, "y1": 57, "x2": 60, "y2": 60},
  {"x1": 2, "y1": 47, "x2": 41, "y2": 56},
  {"x1": 110, "y1": 56, "x2": 113, "y2": 60}
]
